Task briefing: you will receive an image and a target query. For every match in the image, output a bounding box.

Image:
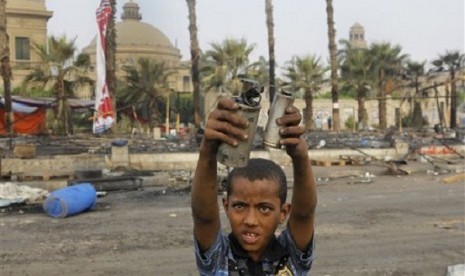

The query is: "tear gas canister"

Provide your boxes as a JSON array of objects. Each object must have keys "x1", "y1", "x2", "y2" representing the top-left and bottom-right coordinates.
[
  {"x1": 216, "y1": 79, "x2": 263, "y2": 168},
  {"x1": 263, "y1": 90, "x2": 294, "y2": 149}
]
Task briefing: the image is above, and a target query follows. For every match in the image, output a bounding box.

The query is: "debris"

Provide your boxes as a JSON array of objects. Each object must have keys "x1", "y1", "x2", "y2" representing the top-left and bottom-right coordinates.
[
  {"x1": 442, "y1": 173, "x2": 465, "y2": 184},
  {"x1": 0, "y1": 183, "x2": 48, "y2": 207},
  {"x1": 13, "y1": 144, "x2": 36, "y2": 159},
  {"x1": 446, "y1": 264, "x2": 465, "y2": 276},
  {"x1": 311, "y1": 159, "x2": 346, "y2": 167}
]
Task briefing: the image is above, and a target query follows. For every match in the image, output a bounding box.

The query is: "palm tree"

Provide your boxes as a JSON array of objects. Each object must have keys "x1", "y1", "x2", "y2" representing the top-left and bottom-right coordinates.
[
  {"x1": 403, "y1": 60, "x2": 427, "y2": 127},
  {"x1": 247, "y1": 55, "x2": 270, "y2": 90},
  {"x1": 203, "y1": 38, "x2": 255, "y2": 95},
  {"x1": 265, "y1": 0, "x2": 276, "y2": 104},
  {"x1": 23, "y1": 35, "x2": 85, "y2": 134},
  {"x1": 282, "y1": 55, "x2": 327, "y2": 130},
  {"x1": 325, "y1": 0, "x2": 340, "y2": 131},
  {"x1": 186, "y1": 0, "x2": 201, "y2": 128},
  {"x1": 369, "y1": 42, "x2": 407, "y2": 129},
  {"x1": 0, "y1": 0, "x2": 13, "y2": 134},
  {"x1": 432, "y1": 50, "x2": 464, "y2": 128},
  {"x1": 118, "y1": 58, "x2": 173, "y2": 132},
  {"x1": 339, "y1": 40, "x2": 373, "y2": 129}
]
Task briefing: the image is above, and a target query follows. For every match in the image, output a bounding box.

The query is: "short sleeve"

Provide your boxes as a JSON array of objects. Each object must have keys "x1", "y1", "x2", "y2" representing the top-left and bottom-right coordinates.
[
  {"x1": 278, "y1": 228, "x2": 315, "y2": 272},
  {"x1": 194, "y1": 230, "x2": 229, "y2": 275}
]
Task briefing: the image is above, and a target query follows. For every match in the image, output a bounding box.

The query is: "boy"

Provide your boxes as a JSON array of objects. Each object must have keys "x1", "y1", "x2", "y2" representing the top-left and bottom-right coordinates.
[{"x1": 192, "y1": 98, "x2": 317, "y2": 275}]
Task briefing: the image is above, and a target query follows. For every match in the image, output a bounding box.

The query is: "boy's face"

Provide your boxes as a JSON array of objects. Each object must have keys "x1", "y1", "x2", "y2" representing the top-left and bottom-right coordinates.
[{"x1": 223, "y1": 176, "x2": 290, "y2": 261}]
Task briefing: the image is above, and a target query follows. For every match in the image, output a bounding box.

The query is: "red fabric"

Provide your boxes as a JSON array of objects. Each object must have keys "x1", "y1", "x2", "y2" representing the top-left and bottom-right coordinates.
[{"x1": 0, "y1": 108, "x2": 46, "y2": 134}]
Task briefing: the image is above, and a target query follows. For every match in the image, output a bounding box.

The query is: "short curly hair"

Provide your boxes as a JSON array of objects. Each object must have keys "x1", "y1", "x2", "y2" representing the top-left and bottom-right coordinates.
[{"x1": 226, "y1": 158, "x2": 287, "y2": 204}]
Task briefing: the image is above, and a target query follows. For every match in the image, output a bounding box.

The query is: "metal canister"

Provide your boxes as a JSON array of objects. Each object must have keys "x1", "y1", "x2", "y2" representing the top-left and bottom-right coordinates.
[
  {"x1": 216, "y1": 103, "x2": 261, "y2": 167},
  {"x1": 263, "y1": 90, "x2": 294, "y2": 149}
]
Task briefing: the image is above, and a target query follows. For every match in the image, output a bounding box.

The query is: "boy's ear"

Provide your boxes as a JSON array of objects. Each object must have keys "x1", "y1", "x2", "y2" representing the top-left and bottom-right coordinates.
[
  {"x1": 279, "y1": 203, "x2": 291, "y2": 224},
  {"x1": 222, "y1": 197, "x2": 229, "y2": 211}
]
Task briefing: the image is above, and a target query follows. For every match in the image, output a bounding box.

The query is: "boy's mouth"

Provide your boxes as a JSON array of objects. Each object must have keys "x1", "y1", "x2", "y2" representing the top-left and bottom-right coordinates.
[{"x1": 241, "y1": 232, "x2": 259, "y2": 244}]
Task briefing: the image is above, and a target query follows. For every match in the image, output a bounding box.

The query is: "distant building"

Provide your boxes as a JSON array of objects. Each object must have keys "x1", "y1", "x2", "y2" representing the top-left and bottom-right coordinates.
[
  {"x1": 81, "y1": 0, "x2": 192, "y2": 99},
  {"x1": 349, "y1": 22, "x2": 367, "y2": 49},
  {"x1": 3, "y1": 0, "x2": 52, "y2": 88}
]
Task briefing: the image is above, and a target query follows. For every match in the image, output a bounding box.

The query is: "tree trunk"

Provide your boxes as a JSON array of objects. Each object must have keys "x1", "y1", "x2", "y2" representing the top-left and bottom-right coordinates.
[
  {"x1": 378, "y1": 70, "x2": 387, "y2": 129},
  {"x1": 186, "y1": 0, "x2": 201, "y2": 128},
  {"x1": 265, "y1": 0, "x2": 276, "y2": 104},
  {"x1": 450, "y1": 68, "x2": 457, "y2": 128},
  {"x1": 0, "y1": 0, "x2": 13, "y2": 134},
  {"x1": 412, "y1": 79, "x2": 423, "y2": 127},
  {"x1": 304, "y1": 89, "x2": 314, "y2": 130},
  {"x1": 56, "y1": 78, "x2": 69, "y2": 134},
  {"x1": 325, "y1": 0, "x2": 340, "y2": 131},
  {"x1": 357, "y1": 86, "x2": 366, "y2": 128}
]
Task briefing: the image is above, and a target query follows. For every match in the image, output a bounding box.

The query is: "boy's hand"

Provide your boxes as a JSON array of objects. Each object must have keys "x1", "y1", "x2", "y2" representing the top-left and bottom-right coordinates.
[
  {"x1": 276, "y1": 106, "x2": 308, "y2": 159},
  {"x1": 202, "y1": 98, "x2": 250, "y2": 152}
]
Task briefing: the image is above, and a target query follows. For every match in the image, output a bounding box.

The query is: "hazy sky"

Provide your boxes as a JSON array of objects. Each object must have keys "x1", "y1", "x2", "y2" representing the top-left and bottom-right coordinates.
[{"x1": 46, "y1": 0, "x2": 464, "y2": 70}]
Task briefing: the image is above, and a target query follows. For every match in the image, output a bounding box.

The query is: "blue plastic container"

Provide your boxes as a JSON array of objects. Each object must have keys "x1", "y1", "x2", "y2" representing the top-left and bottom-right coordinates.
[{"x1": 43, "y1": 183, "x2": 97, "y2": 218}]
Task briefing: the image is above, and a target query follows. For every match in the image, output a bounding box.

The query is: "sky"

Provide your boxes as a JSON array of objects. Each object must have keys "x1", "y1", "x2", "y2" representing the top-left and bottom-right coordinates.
[{"x1": 46, "y1": 0, "x2": 464, "y2": 71}]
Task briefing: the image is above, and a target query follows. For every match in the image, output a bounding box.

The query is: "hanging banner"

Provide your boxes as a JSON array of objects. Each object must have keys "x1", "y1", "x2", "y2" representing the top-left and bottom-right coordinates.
[{"x1": 93, "y1": 0, "x2": 114, "y2": 134}]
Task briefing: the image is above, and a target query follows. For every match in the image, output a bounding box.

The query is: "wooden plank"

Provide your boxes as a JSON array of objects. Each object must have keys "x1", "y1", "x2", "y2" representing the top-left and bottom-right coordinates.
[{"x1": 442, "y1": 173, "x2": 465, "y2": 184}]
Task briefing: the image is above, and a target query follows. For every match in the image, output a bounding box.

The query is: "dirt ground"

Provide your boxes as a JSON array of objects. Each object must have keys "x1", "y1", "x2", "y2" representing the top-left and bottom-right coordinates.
[{"x1": 0, "y1": 160, "x2": 464, "y2": 276}]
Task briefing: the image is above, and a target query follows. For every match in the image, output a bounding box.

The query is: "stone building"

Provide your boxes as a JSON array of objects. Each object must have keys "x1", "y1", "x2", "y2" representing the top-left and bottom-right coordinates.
[
  {"x1": 80, "y1": 0, "x2": 192, "y2": 99},
  {"x1": 3, "y1": 0, "x2": 52, "y2": 88},
  {"x1": 349, "y1": 22, "x2": 368, "y2": 49}
]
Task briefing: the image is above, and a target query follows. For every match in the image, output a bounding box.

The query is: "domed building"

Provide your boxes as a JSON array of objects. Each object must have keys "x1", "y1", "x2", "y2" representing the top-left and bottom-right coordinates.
[{"x1": 81, "y1": 0, "x2": 192, "y2": 98}]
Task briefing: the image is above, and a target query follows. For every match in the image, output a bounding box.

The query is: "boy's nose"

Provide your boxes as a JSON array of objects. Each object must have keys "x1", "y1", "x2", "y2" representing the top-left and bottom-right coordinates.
[{"x1": 243, "y1": 208, "x2": 259, "y2": 226}]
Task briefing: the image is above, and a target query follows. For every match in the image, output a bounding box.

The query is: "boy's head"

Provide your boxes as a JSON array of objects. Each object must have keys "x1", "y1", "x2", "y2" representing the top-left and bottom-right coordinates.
[
  {"x1": 226, "y1": 158, "x2": 287, "y2": 204},
  {"x1": 223, "y1": 158, "x2": 290, "y2": 261}
]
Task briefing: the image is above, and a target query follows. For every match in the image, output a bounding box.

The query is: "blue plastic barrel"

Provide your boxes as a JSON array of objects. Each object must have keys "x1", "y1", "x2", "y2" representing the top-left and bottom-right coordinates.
[{"x1": 43, "y1": 183, "x2": 97, "y2": 218}]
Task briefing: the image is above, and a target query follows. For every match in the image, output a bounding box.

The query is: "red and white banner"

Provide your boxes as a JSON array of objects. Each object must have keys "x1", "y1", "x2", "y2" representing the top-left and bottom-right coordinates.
[{"x1": 93, "y1": 0, "x2": 114, "y2": 134}]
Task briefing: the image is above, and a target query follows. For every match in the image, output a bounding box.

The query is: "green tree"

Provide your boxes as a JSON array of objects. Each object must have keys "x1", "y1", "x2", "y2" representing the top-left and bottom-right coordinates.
[
  {"x1": 403, "y1": 60, "x2": 427, "y2": 127},
  {"x1": 325, "y1": 0, "x2": 340, "y2": 131},
  {"x1": 339, "y1": 40, "x2": 373, "y2": 129},
  {"x1": 369, "y1": 42, "x2": 408, "y2": 129},
  {"x1": 23, "y1": 35, "x2": 89, "y2": 134},
  {"x1": 282, "y1": 55, "x2": 327, "y2": 130},
  {"x1": 247, "y1": 55, "x2": 270, "y2": 90},
  {"x1": 432, "y1": 50, "x2": 464, "y2": 128},
  {"x1": 186, "y1": 0, "x2": 201, "y2": 128},
  {"x1": 0, "y1": 0, "x2": 13, "y2": 134},
  {"x1": 203, "y1": 38, "x2": 255, "y2": 95},
  {"x1": 118, "y1": 58, "x2": 173, "y2": 132}
]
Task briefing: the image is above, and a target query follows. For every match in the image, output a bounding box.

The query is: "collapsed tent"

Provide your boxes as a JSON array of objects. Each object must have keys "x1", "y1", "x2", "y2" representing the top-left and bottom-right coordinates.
[{"x1": 0, "y1": 96, "x2": 94, "y2": 135}]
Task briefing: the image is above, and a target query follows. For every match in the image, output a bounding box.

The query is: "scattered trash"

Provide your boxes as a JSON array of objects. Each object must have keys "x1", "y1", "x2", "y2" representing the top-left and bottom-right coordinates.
[
  {"x1": 442, "y1": 173, "x2": 465, "y2": 184},
  {"x1": 0, "y1": 183, "x2": 48, "y2": 207},
  {"x1": 446, "y1": 263, "x2": 465, "y2": 276}
]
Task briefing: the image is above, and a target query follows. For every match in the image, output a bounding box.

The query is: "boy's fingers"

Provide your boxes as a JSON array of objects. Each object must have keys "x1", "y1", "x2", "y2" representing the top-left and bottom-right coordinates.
[
  {"x1": 217, "y1": 97, "x2": 239, "y2": 111},
  {"x1": 277, "y1": 106, "x2": 302, "y2": 126},
  {"x1": 280, "y1": 125, "x2": 305, "y2": 137}
]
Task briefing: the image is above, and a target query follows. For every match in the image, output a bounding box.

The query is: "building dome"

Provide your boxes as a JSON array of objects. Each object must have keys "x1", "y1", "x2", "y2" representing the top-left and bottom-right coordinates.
[
  {"x1": 117, "y1": 20, "x2": 174, "y2": 49},
  {"x1": 82, "y1": 0, "x2": 181, "y2": 67}
]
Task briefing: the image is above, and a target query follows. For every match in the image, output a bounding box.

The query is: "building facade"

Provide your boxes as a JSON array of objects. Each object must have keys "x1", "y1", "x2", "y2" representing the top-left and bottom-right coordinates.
[
  {"x1": 80, "y1": 0, "x2": 192, "y2": 99},
  {"x1": 3, "y1": 0, "x2": 52, "y2": 88}
]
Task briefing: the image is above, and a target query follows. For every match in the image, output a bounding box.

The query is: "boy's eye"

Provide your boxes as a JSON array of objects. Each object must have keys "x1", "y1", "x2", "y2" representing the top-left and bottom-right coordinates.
[
  {"x1": 259, "y1": 205, "x2": 272, "y2": 213},
  {"x1": 232, "y1": 203, "x2": 245, "y2": 210}
]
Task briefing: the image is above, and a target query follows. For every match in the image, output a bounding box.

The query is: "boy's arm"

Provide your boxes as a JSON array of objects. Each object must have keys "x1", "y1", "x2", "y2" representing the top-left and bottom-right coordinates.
[
  {"x1": 278, "y1": 106, "x2": 317, "y2": 251},
  {"x1": 191, "y1": 98, "x2": 249, "y2": 252}
]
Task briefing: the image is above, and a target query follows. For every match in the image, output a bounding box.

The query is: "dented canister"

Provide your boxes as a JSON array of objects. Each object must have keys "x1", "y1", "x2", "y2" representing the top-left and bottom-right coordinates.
[
  {"x1": 216, "y1": 103, "x2": 261, "y2": 167},
  {"x1": 263, "y1": 90, "x2": 294, "y2": 149}
]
